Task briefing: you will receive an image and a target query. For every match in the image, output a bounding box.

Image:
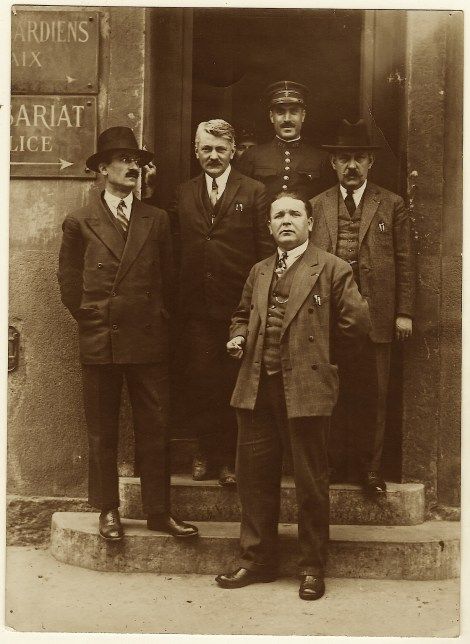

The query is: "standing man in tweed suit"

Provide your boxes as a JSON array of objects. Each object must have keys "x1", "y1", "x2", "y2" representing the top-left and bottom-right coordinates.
[
  {"x1": 171, "y1": 119, "x2": 273, "y2": 486},
  {"x1": 311, "y1": 119, "x2": 416, "y2": 494},
  {"x1": 215, "y1": 192, "x2": 370, "y2": 600},
  {"x1": 58, "y1": 127, "x2": 198, "y2": 541}
]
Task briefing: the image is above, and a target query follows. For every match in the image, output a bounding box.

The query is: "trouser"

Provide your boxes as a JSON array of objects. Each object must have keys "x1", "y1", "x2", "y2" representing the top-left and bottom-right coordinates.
[
  {"x1": 178, "y1": 317, "x2": 239, "y2": 468},
  {"x1": 330, "y1": 339, "x2": 391, "y2": 476},
  {"x1": 236, "y1": 370, "x2": 330, "y2": 576},
  {"x1": 81, "y1": 362, "x2": 170, "y2": 514}
]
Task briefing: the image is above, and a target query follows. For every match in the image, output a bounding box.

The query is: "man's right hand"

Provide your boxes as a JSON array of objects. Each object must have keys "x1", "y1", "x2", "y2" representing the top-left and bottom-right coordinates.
[{"x1": 226, "y1": 336, "x2": 245, "y2": 359}]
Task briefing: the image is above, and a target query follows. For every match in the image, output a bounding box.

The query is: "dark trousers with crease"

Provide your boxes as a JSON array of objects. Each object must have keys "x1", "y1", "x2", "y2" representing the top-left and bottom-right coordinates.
[
  {"x1": 236, "y1": 370, "x2": 330, "y2": 576},
  {"x1": 81, "y1": 362, "x2": 170, "y2": 515},
  {"x1": 330, "y1": 339, "x2": 391, "y2": 477},
  {"x1": 178, "y1": 317, "x2": 239, "y2": 468}
]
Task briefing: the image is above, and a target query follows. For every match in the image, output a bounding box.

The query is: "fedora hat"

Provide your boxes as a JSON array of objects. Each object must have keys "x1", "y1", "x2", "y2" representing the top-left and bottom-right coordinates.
[
  {"x1": 322, "y1": 119, "x2": 380, "y2": 151},
  {"x1": 86, "y1": 126, "x2": 154, "y2": 172}
]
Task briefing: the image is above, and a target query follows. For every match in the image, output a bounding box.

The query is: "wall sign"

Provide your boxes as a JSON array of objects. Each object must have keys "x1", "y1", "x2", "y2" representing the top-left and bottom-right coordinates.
[
  {"x1": 10, "y1": 95, "x2": 97, "y2": 178},
  {"x1": 11, "y1": 9, "x2": 99, "y2": 94}
]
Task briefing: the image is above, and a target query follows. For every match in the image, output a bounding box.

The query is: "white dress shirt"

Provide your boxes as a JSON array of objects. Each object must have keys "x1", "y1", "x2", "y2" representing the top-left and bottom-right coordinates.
[
  {"x1": 339, "y1": 180, "x2": 368, "y2": 208},
  {"x1": 277, "y1": 238, "x2": 309, "y2": 270},
  {"x1": 103, "y1": 190, "x2": 133, "y2": 220},
  {"x1": 205, "y1": 165, "x2": 231, "y2": 201}
]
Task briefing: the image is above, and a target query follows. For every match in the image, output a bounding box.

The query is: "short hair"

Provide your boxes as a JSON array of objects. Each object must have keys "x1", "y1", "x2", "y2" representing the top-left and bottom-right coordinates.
[
  {"x1": 195, "y1": 120, "x2": 236, "y2": 149},
  {"x1": 269, "y1": 190, "x2": 313, "y2": 221}
]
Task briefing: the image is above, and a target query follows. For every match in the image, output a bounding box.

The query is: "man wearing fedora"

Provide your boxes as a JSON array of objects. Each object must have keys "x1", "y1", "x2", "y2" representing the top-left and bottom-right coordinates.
[
  {"x1": 311, "y1": 119, "x2": 416, "y2": 494},
  {"x1": 57, "y1": 126, "x2": 198, "y2": 540},
  {"x1": 237, "y1": 80, "x2": 333, "y2": 201}
]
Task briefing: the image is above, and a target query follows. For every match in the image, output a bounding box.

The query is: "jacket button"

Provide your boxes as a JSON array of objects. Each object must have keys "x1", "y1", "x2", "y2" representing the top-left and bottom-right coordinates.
[
  {"x1": 283, "y1": 175, "x2": 289, "y2": 180},
  {"x1": 308, "y1": 307, "x2": 314, "y2": 313},
  {"x1": 146, "y1": 291, "x2": 151, "y2": 297},
  {"x1": 206, "y1": 271, "x2": 212, "y2": 278},
  {"x1": 97, "y1": 263, "x2": 103, "y2": 268},
  {"x1": 311, "y1": 363, "x2": 318, "y2": 370},
  {"x1": 206, "y1": 235, "x2": 211, "y2": 241},
  {"x1": 308, "y1": 335, "x2": 314, "y2": 342},
  {"x1": 145, "y1": 323, "x2": 151, "y2": 329},
  {"x1": 111, "y1": 291, "x2": 116, "y2": 297},
  {"x1": 282, "y1": 185, "x2": 287, "y2": 190},
  {"x1": 112, "y1": 324, "x2": 118, "y2": 330}
]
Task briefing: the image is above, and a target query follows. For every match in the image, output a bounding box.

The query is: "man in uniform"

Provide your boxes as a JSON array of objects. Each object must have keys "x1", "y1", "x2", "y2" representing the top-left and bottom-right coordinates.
[
  {"x1": 171, "y1": 119, "x2": 273, "y2": 486},
  {"x1": 311, "y1": 119, "x2": 415, "y2": 494},
  {"x1": 58, "y1": 126, "x2": 198, "y2": 541},
  {"x1": 237, "y1": 80, "x2": 333, "y2": 201},
  {"x1": 215, "y1": 191, "x2": 370, "y2": 599}
]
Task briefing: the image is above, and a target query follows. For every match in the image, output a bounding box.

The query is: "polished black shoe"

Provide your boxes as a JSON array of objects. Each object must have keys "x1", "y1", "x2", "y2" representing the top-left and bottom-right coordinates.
[
  {"x1": 192, "y1": 453, "x2": 211, "y2": 481},
  {"x1": 215, "y1": 567, "x2": 277, "y2": 589},
  {"x1": 361, "y1": 471, "x2": 387, "y2": 495},
  {"x1": 218, "y1": 465, "x2": 237, "y2": 487},
  {"x1": 99, "y1": 508, "x2": 124, "y2": 541},
  {"x1": 299, "y1": 575, "x2": 325, "y2": 601},
  {"x1": 147, "y1": 514, "x2": 199, "y2": 538}
]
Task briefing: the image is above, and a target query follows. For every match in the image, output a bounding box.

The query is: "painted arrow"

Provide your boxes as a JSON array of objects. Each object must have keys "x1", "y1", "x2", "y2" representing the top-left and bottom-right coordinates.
[
  {"x1": 11, "y1": 158, "x2": 74, "y2": 170},
  {"x1": 66, "y1": 75, "x2": 77, "y2": 84}
]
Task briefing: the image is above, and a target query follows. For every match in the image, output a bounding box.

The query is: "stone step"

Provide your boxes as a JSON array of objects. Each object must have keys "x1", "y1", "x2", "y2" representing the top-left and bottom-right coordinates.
[
  {"x1": 119, "y1": 476, "x2": 425, "y2": 526},
  {"x1": 50, "y1": 513, "x2": 459, "y2": 580}
]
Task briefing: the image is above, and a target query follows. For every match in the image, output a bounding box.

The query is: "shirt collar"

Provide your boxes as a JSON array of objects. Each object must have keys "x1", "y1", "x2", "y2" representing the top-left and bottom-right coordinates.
[
  {"x1": 339, "y1": 180, "x2": 368, "y2": 205},
  {"x1": 275, "y1": 135, "x2": 301, "y2": 148},
  {"x1": 104, "y1": 189, "x2": 133, "y2": 213},
  {"x1": 277, "y1": 238, "x2": 309, "y2": 261},
  {"x1": 205, "y1": 165, "x2": 231, "y2": 193}
]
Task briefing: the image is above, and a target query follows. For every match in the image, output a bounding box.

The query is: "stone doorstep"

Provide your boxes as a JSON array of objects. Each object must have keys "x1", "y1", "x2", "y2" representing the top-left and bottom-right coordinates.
[
  {"x1": 50, "y1": 513, "x2": 460, "y2": 581},
  {"x1": 120, "y1": 476, "x2": 426, "y2": 526}
]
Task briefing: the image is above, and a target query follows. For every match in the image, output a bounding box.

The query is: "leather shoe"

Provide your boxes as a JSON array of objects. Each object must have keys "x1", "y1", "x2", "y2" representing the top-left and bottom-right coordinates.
[
  {"x1": 299, "y1": 575, "x2": 325, "y2": 600},
  {"x1": 218, "y1": 465, "x2": 236, "y2": 487},
  {"x1": 215, "y1": 567, "x2": 277, "y2": 589},
  {"x1": 361, "y1": 471, "x2": 387, "y2": 494},
  {"x1": 192, "y1": 453, "x2": 211, "y2": 481},
  {"x1": 147, "y1": 514, "x2": 199, "y2": 538},
  {"x1": 99, "y1": 508, "x2": 124, "y2": 541}
]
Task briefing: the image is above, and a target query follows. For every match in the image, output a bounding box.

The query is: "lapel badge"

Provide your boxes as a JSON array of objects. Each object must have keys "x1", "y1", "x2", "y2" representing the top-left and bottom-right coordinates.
[
  {"x1": 313, "y1": 294, "x2": 322, "y2": 306},
  {"x1": 235, "y1": 202, "x2": 244, "y2": 212},
  {"x1": 378, "y1": 221, "x2": 385, "y2": 232}
]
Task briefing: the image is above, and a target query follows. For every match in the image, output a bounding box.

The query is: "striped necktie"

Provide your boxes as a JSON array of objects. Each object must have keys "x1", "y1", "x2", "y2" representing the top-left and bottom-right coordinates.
[
  {"x1": 210, "y1": 177, "x2": 218, "y2": 207},
  {"x1": 115, "y1": 199, "x2": 129, "y2": 233},
  {"x1": 275, "y1": 251, "x2": 288, "y2": 276}
]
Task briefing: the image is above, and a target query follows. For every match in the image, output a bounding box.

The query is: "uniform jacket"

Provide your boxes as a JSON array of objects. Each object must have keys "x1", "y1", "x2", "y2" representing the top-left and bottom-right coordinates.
[
  {"x1": 237, "y1": 138, "x2": 334, "y2": 200},
  {"x1": 230, "y1": 243, "x2": 371, "y2": 418},
  {"x1": 310, "y1": 182, "x2": 416, "y2": 343},
  {"x1": 57, "y1": 189, "x2": 173, "y2": 364},
  {"x1": 170, "y1": 167, "x2": 274, "y2": 322}
]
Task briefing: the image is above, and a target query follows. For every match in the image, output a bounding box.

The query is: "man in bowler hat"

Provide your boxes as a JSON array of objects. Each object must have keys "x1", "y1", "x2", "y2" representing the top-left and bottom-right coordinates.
[
  {"x1": 237, "y1": 80, "x2": 333, "y2": 200},
  {"x1": 311, "y1": 119, "x2": 415, "y2": 494},
  {"x1": 57, "y1": 126, "x2": 198, "y2": 540},
  {"x1": 215, "y1": 191, "x2": 370, "y2": 599}
]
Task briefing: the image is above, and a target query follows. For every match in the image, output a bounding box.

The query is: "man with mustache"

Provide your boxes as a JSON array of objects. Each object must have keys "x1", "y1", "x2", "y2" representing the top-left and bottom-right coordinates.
[
  {"x1": 171, "y1": 119, "x2": 273, "y2": 485},
  {"x1": 311, "y1": 119, "x2": 415, "y2": 494},
  {"x1": 58, "y1": 126, "x2": 198, "y2": 540},
  {"x1": 237, "y1": 81, "x2": 333, "y2": 201},
  {"x1": 215, "y1": 191, "x2": 370, "y2": 599}
]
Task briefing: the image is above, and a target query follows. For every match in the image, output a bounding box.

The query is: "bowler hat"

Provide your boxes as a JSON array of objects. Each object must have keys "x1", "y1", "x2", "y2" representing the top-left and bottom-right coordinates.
[
  {"x1": 86, "y1": 126, "x2": 154, "y2": 172},
  {"x1": 266, "y1": 81, "x2": 308, "y2": 107},
  {"x1": 322, "y1": 119, "x2": 380, "y2": 150}
]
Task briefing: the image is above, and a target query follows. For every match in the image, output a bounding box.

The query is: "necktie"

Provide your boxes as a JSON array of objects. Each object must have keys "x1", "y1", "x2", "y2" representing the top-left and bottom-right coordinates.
[
  {"x1": 115, "y1": 199, "x2": 128, "y2": 233},
  {"x1": 344, "y1": 189, "x2": 356, "y2": 217},
  {"x1": 210, "y1": 177, "x2": 218, "y2": 207},
  {"x1": 275, "y1": 251, "x2": 288, "y2": 276}
]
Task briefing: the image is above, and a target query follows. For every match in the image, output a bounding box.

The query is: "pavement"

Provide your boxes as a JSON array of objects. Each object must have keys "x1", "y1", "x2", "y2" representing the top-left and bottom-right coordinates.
[{"x1": 3, "y1": 546, "x2": 460, "y2": 637}]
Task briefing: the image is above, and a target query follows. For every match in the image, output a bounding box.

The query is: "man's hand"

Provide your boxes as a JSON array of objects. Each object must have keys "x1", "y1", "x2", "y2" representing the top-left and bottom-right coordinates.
[
  {"x1": 141, "y1": 161, "x2": 157, "y2": 199},
  {"x1": 226, "y1": 336, "x2": 245, "y2": 359},
  {"x1": 395, "y1": 316, "x2": 413, "y2": 341}
]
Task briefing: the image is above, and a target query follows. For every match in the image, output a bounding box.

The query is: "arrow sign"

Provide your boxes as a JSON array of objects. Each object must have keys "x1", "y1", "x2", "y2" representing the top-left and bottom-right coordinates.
[{"x1": 11, "y1": 158, "x2": 74, "y2": 170}]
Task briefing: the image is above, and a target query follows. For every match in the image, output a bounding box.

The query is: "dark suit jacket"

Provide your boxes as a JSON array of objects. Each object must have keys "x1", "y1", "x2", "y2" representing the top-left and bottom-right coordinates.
[
  {"x1": 237, "y1": 138, "x2": 334, "y2": 200},
  {"x1": 170, "y1": 167, "x2": 274, "y2": 322},
  {"x1": 310, "y1": 182, "x2": 416, "y2": 343},
  {"x1": 230, "y1": 243, "x2": 371, "y2": 418},
  {"x1": 57, "y1": 189, "x2": 173, "y2": 364}
]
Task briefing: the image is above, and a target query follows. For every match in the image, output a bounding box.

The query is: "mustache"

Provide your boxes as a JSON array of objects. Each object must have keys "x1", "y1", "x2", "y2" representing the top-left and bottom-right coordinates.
[
  {"x1": 344, "y1": 170, "x2": 359, "y2": 177},
  {"x1": 126, "y1": 170, "x2": 139, "y2": 178},
  {"x1": 281, "y1": 122, "x2": 295, "y2": 128}
]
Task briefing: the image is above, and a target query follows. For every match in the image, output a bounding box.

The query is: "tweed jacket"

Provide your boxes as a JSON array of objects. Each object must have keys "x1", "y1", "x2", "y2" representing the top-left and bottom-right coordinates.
[
  {"x1": 230, "y1": 243, "x2": 371, "y2": 418},
  {"x1": 310, "y1": 182, "x2": 416, "y2": 343},
  {"x1": 57, "y1": 189, "x2": 173, "y2": 364},
  {"x1": 237, "y1": 137, "x2": 334, "y2": 200},
  {"x1": 170, "y1": 167, "x2": 274, "y2": 322}
]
